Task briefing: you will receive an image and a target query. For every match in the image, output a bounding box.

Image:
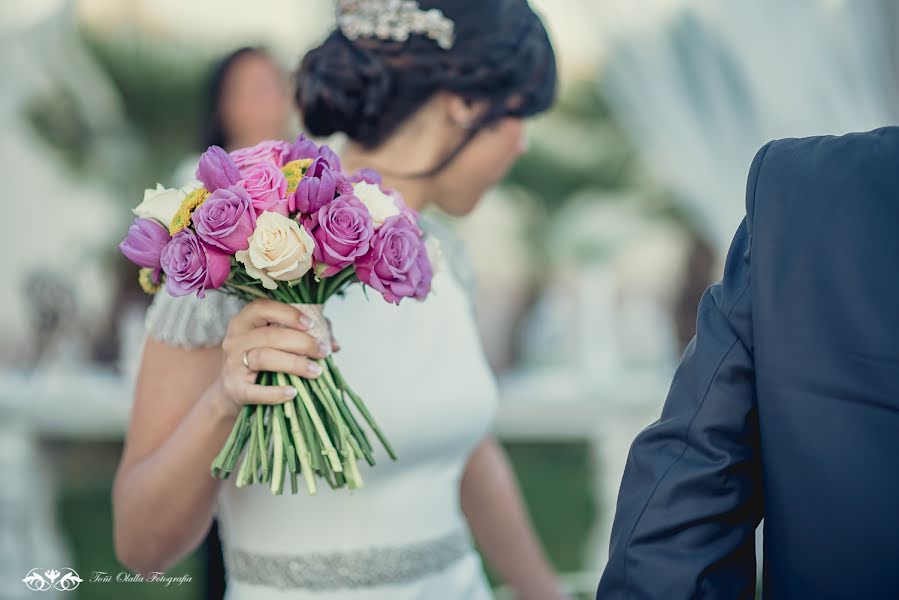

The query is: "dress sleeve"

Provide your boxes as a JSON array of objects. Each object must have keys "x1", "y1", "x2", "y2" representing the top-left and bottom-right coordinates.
[
  {"x1": 418, "y1": 215, "x2": 478, "y2": 303},
  {"x1": 144, "y1": 289, "x2": 248, "y2": 349}
]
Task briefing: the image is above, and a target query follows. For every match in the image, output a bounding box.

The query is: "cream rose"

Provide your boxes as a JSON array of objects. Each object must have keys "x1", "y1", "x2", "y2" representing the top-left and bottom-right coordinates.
[
  {"x1": 133, "y1": 183, "x2": 188, "y2": 225},
  {"x1": 235, "y1": 211, "x2": 315, "y2": 290},
  {"x1": 353, "y1": 182, "x2": 400, "y2": 229}
]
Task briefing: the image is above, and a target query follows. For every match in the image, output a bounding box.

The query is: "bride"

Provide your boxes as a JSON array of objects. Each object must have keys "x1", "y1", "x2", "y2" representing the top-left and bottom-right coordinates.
[{"x1": 112, "y1": 0, "x2": 561, "y2": 598}]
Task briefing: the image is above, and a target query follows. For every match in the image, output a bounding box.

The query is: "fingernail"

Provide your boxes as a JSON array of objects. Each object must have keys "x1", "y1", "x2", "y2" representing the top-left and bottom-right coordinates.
[
  {"x1": 299, "y1": 315, "x2": 312, "y2": 329},
  {"x1": 308, "y1": 363, "x2": 323, "y2": 377},
  {"x1": 318, "y1": 342, "x2": 330, "y2": 356},
  {"x1": 283, "y1": 387, "x2": 297, "y2": 398}
]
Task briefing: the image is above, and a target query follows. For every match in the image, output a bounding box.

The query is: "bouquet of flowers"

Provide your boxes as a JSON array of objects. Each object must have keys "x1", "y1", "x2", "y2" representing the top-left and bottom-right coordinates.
[{"x1": 119, "y1": 136, "x2": 434, "y2": 495}]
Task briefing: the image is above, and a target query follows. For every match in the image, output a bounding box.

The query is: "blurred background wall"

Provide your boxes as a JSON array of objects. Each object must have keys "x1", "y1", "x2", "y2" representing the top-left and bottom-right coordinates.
[{"x1": 1, "y1": 0, "x2": 897, "y2": 598}]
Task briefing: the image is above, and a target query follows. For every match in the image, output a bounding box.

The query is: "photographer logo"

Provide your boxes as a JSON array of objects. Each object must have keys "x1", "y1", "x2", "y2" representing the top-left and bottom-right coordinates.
[{"x1": 22, "y1": 568, "x2": 83, "y2": 592}]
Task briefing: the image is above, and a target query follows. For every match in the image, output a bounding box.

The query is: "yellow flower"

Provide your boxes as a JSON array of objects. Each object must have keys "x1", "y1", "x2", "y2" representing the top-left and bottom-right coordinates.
[
  {"x1": 169, "y1": 187, "x2": 210, "y2": 235},
  {"x1": 138, "y1": 268, "x2": 163, "y2": 294},
  {"x1": 281, "y1": 159, "x2": 314, "y2": 195}
]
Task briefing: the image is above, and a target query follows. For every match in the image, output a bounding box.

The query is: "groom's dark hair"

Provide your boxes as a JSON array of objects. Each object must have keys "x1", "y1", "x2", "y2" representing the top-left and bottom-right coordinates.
[{"x1": 294, "y1": 0, "x2": 557, "y2": 176}]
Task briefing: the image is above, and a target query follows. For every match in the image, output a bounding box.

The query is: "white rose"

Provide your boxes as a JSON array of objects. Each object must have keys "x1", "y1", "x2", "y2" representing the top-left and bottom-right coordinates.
[
  {"x1": 353, "y1": 182, "x2": 400, "y2": 229},
  {"x1": 235, "y1": 211, "x2": 315, "y2": 290},
  {"x1": 133, "y1": 183, "x2": 187, "y2": 225}
]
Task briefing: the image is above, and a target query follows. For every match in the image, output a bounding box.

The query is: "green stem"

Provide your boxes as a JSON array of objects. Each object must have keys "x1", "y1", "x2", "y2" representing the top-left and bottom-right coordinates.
[
  {"x1": 211, "y1": 405, "x2": 250, "y2": 476},
  {"x1": 279, "y1": 373, "x2": 317, "y2": 495},
  {"x1": 287, "y1": 373, "x2": 343, "y2": 472},
  {"x1": 223, "y1": 414, "x2": 253, "y2": 476},
  {"x1": 321, "y1": 362, "x2": 373, "y2": 455},
  {"x1": 282, "y1": 396, "x2": 316, "y2": 494},
  {"x1": 270, "y1": 406, "x2": 285, "y2": 494},
  {"x1": 226, "y1": 283, "x2": 269, "y2": 299},
  {"x1": 297, "y1": 393, "x2": 321, "y2": 473},
  {"x1": 308, "y1": 377, "x2": 349, "y2": 452},
  {"x1": 275, "y1": 403, "x2": 297, "y2": 474},
  {"x1": 344, "y1": 444, "x2": 364, "y2": 489},
  {"x1": 326, "y1": 357, "x2": 397, "y2": 460},
  {"x1": 307, "y1": 377, "x2": 365, "y2": 489},
  {"x1": 314, "y1": 364, "x2": 372, "y2": 465},
  {"x1": 297, "y1": 277, "x2": 312, "y2": 304},
  {"x1": 255, "y1": 405, "x2": 269, "y2": 482},
  {"x1": 322, "y1": 268, "x2": 356, "y2": 302},
  {"x1": 236, "y1": 423, "x2": 258, "y2": 488}
]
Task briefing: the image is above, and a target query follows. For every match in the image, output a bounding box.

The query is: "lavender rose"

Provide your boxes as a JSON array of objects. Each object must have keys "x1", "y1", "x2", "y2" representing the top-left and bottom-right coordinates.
[
  {"x1": 160, "y1": 229, "x2": 231, "y2": 298},
  {"x1": 196, "y1": 146, "x2": 241, "y2": 192},
  {"x1": 310, "y1": 195, "x2": 374, "y2": 277},
  {"x1": 119, "y1": 218, "x2": 170, "y2": 274},
  {"x1": 238, "y1": 163, "x2": 288, "y2": 216},
  {"x1": 230, "y1": 140, "x2": 291, "y2": 171},
  {"x1": 193, "y1": 185, "x2": 256, "y2": 253},
  {"x1": 290, "y1": 157, "x2": 337, "y2": 214},
  {"x1": 355, "y1": 215, "x2": 432, "y2": 304}
]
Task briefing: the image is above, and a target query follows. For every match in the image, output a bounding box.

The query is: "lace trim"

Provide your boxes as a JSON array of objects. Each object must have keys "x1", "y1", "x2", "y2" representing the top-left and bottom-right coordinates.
[
  {"x1": 418, "y1": 215, "x2": 477, "y2": 303},
  {"x1": 223, "y1": 529, "x2": 475, "y2": 590},
  {"x1": 144, "y1": 289, "x2": 247, "y2": 349}
]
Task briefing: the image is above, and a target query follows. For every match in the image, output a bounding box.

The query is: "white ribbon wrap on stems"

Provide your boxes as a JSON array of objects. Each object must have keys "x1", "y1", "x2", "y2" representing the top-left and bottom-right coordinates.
[{"x1": 290, "y1": 303, "x2": 331, "y2": 356}]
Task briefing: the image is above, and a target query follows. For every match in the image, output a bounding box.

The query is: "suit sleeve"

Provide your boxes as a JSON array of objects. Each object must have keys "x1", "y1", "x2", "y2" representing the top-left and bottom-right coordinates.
[{"x1": 597, "y1": 141, "x2": 773, "y2": 600}]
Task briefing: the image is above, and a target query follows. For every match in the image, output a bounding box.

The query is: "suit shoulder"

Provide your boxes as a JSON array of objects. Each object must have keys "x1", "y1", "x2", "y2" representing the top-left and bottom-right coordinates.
[{"x1": 760, "y1": 126, "x2": 899, "y2": 183}]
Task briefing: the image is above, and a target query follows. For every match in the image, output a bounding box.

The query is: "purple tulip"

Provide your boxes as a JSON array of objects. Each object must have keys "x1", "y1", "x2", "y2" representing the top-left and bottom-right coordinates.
[
  {"x1": 283, "y1": 134, "x2": 320, "y2": 163},
  {"x1": 160, "y1": 229, "x2": 231, "y2": 298},
  {"x1": 317, "y1": 144, "x2": 342, "y2": 172},
  {"x1": 290, "y1": 157, "x2": 337, "y2": 214},
  {"x1": 355, "y1": 215, "x2": 432, "y2": 304},
  {"x1": 310, "y1": 195, "x2": 374, "y2": 277},
  {"x1": 119, "y1": 218, "x2": 170, "y2": 274},
  {"x1": 196, "y1": 145, "x2": 241, "y2": 192},
  {"x1": 193, "y1": 185, "x2": 256, "y2": 253}
]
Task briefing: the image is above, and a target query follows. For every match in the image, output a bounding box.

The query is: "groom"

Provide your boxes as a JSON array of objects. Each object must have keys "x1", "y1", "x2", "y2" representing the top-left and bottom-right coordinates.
[{"x1": 597, "y1": 126, "x2": 899, "y2": 599}]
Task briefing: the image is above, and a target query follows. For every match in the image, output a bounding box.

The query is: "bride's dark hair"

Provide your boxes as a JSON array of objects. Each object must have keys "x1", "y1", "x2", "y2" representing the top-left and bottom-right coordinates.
[{"x1": 295, "y1": 0, "x2": 557, "y2": 176}]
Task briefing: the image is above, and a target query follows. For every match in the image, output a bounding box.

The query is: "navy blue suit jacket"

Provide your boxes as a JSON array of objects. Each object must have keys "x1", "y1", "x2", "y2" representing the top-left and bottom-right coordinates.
[{"x1": 597, "y1": 127, "x2": 899, "y2": 599}]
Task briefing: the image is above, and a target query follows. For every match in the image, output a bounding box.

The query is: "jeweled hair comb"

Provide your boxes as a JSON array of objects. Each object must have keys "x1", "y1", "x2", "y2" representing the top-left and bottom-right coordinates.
[{"x1": 336, "y1": 0, "x2": 456, "y2": 50}]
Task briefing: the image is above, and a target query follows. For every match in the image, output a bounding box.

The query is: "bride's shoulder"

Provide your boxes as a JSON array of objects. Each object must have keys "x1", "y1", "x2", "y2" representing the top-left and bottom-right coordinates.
[
  {"x1": 418, "y1": 214, "x2": 477, "y2": 301},
  {"x1": 144, "y1": 289, "x2": 247, "y2": 349}
]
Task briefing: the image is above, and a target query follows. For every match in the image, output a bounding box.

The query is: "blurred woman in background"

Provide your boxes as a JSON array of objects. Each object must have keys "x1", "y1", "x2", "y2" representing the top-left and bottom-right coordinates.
[{"x1": 171, "y1": 46, "x2": 292, "y2": 186}]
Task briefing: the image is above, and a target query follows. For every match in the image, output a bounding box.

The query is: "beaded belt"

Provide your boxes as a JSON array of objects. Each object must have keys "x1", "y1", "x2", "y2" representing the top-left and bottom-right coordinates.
[{"x1": 224, "y1": 529, "x2": 474, "y2": 590}]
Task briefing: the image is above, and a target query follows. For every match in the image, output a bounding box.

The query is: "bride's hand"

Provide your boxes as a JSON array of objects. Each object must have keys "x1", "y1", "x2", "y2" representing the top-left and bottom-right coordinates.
[{"x1": 212, "y1": 299, "x2": 332, "y2": 418}]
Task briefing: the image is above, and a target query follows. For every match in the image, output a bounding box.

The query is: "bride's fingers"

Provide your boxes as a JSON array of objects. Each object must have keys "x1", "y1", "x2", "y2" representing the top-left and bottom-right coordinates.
[
  {"x1": 236, "y1": 326, "x2": 330, "y2": 359},
  {"x1": 228, "y1": 299, "x2": 311, "y2": 334},
  {"x1": 243, "y1": 347, "x2": 323, "y2": 379},
  {"x1": 235, "y1": 381, "x2": 300, "y2": 405}
]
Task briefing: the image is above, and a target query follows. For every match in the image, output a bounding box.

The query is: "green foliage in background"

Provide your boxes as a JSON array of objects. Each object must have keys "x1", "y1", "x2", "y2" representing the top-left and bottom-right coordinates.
[{"x1": 483, "y1": 442, "x2": 597, "y2": 584}]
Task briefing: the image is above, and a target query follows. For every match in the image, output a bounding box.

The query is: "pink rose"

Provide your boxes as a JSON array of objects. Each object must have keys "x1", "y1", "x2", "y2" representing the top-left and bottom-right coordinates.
[
  {"x1": 238, "y1": 163, "x2": 288, "y2": 216},
  {"x1": 230, "y1": 140, "x2": 291, "y2": 171}
]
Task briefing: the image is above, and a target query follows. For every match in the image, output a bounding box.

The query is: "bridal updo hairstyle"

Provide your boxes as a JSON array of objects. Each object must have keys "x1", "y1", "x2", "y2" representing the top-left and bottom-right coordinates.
[{"x1": 295, "y1": 0, "x2": 556, "y2": 175}]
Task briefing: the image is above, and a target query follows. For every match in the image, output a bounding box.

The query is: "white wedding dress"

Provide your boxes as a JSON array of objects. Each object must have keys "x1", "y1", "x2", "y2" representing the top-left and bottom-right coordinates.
[{"x1": 143, "y1": 219, "x2": 498, "y2": 599}]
